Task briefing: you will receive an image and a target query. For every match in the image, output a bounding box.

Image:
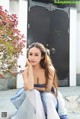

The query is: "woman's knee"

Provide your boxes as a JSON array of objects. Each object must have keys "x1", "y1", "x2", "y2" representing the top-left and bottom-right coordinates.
[
  {"x1": 41, "y1": 92, "x2": 54, "y2": 100},
  {"x1": 41, "y1": 92, "x2": 57, "y2": 107}
]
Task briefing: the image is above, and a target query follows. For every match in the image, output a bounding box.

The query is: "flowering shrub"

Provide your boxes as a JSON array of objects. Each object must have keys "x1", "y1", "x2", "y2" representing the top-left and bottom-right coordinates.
[{"x1": 0, "y1": 6, "x2": 26, "y2": 78}]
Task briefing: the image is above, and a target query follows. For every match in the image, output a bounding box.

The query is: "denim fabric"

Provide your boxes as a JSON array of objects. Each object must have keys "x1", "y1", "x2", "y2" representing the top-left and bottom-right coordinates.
[
  {"x1": 10, "y1": 88, "x2": 25, "y2": 109},
  {"x1": 60, "y1": 115, "x2": 68, "y2": 119},
  {"x1": 10, "y1": 86, "x2": 68, "y2": 119}
]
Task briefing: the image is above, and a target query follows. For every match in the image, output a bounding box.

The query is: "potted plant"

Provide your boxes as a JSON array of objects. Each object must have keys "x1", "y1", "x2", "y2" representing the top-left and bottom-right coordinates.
[{"x1": 0, "y1": 6, "x2": 26, "y2": 90}]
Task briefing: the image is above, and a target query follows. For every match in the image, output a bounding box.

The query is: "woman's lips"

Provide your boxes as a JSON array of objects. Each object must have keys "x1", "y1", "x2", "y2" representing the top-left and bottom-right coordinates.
[{"x1": 30, "y1": 61, "x2": 36, "y2": 63}]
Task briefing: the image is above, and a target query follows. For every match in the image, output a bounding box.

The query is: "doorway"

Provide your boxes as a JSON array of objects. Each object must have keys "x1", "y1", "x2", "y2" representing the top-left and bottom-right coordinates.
[{"x1": 27, "y1": 1, "x2": 69, "y2": 86}]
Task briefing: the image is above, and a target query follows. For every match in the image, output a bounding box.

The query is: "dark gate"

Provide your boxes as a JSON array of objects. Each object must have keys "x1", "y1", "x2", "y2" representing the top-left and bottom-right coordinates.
[
  {"x1": 27, "y1": 5, "x2": 50, "y2": 46},
  {"x1": 27, "y1": 2, "x2": 69, "y2": 86}
]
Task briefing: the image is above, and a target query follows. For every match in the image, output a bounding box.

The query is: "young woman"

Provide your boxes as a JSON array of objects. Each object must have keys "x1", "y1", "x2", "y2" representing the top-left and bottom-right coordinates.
[{"x1": 11, "y1": 42, "x2": 68, "y2": 119}]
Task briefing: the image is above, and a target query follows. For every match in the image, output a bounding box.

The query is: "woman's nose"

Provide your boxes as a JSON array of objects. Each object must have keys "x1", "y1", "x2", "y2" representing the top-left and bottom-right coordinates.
[{"x1": 31, "y1": 55, "x2": 35, "y2": 60}]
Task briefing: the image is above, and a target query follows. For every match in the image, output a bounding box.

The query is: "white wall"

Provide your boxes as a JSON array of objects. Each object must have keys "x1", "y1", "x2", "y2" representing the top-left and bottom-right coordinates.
[
  {"x1": 0, "y1": 0, "x2": 28, "y2": 88},
  {"x1": 9, "y1": 0, "x2": 28, "y2": 88},
  {"x1": 76, "y1": 12, "x2": 80, "y2": 74},
  {"x1": 9, "y1": 0, "x2": 19, "y2": 16},
  {"x1": 0, "y1": 0, "x2": 9, "y2": 10},
  {"x1": 70, "y1": 8, "x2": 77, "y2": 86},
  {"x1": 17, "y1": 0, "x2": 28, "y2": 88}
]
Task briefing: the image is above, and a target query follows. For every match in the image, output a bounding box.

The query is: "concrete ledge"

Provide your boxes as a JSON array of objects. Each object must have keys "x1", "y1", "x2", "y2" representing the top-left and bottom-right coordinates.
[{"x1": 76, "y1": 74, "x2": 80, "y2": 86}]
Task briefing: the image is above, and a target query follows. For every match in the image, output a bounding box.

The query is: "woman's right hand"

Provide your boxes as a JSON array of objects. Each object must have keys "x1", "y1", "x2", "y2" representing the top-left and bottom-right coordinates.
[
  {"x1": 22, "y1": 59, "x2": 34, "y2": 90},
  {"x1": 26, "y1": 59, "x2": 34, "y2": 74},
  {"x1": 26, "y1": 59, "x2": 32, "y2": 68}
]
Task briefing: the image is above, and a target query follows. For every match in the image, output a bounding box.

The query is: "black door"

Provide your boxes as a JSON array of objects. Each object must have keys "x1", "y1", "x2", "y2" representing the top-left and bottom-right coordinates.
[
  {"x1": 27, "y1": 2, "x2": 69, "y2": 86},
  {"x1": 27, "y1": 5, "x2": 50, "y2": 46},
  {"x1": 49, "y1": 8, "x2": 69, "y2": 86}
]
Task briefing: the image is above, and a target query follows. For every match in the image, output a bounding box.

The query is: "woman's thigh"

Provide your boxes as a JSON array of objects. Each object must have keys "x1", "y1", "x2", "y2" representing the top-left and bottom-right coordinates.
[
  {"x1": 25, "y1": 89, "x2": 46, "y2": 119},
  {"x1": 41, "y1": 92, "x2": 57, "y2": 108},
  {"x1": 41, "y1": 92, "x2": 60, "y2": 119},
  {"x1": 11, "y1": 89, "x2": 46, "y2": 119}
]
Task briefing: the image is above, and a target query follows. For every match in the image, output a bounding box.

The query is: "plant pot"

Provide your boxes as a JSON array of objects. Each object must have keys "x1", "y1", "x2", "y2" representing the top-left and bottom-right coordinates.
[
  {"x1": 0, "y1": 78, "x2": 8, "y2": 91},
  {"x1": 0, "y1": 73, "x2": 16, "y2": 91}
]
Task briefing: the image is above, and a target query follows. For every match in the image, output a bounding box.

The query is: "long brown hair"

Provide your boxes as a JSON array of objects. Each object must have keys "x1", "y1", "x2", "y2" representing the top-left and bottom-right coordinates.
[{"x1": 27, "y1": 42, "x2": 58, "y2": 94}]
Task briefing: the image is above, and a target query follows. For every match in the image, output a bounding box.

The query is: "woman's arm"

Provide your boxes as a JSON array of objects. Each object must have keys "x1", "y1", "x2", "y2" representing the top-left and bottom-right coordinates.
[
  {"x1": 34, "y1": 87, "x2": 46, "y2": 91},
  {"x1": 45, "y1": 66, "x2": 55, "y2": 91},
  {"x1": 22, "y1": 60, "x2": 34, "y2": 90}
]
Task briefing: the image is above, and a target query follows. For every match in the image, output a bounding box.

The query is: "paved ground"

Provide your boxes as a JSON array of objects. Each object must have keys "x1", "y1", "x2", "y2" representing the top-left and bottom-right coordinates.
[
  {"x1": 59, "y1": 86, "x2": 80, "y2": 119},
  {"x1": 0, "y1": 86, "x2": 80, "y2": 119}
]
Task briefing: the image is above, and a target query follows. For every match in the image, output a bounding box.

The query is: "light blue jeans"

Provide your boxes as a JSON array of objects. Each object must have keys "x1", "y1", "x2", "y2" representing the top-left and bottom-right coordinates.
[{"x1": 11, "y1": 88, "x2": 68, "y2": 119}]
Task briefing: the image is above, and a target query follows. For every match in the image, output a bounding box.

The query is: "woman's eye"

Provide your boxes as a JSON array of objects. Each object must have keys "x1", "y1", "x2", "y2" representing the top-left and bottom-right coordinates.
[
  {"x1": 29, "y1": 53, "x2": 32, "y2": 55},
  {"x1": 35, "y1": 54, "x2": 38, "y2": 56},
  {"x1": 29, "y1": 53, "x2": 39, "y2": 56}
]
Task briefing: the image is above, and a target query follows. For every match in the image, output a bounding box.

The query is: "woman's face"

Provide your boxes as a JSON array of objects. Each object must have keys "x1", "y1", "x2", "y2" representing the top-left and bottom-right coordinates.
[{"x1": 28, "y1": 47, "x2": 42, "y2": 66}]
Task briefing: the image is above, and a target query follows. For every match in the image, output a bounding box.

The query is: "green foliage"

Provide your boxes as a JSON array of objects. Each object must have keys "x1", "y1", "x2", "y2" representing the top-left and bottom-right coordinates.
[{"x1": 0, "y1": 6, "x2": 26, "y2": 78}]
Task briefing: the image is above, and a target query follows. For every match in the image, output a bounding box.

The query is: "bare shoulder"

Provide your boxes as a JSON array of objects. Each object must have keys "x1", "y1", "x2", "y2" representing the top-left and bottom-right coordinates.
[{"x1": 49, "y1": 65, "x2": 55, "y2": 73}]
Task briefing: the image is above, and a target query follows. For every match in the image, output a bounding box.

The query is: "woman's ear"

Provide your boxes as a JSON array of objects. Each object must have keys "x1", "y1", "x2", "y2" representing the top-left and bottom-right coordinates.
[{"x1": 41, "y1": 56, "x2": 44, "y2": 59}]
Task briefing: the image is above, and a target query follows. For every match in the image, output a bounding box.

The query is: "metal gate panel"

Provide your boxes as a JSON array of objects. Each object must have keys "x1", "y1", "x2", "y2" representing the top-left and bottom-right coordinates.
[{"x1": 27, "y1": 5, "x2": 50, "y2": 46}]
